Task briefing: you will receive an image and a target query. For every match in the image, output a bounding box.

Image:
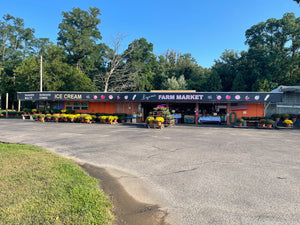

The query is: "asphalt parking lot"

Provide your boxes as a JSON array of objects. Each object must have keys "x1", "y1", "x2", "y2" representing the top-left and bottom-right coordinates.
[{"x1": 1, "y1": 119, "x2": 300, "y2": 225}]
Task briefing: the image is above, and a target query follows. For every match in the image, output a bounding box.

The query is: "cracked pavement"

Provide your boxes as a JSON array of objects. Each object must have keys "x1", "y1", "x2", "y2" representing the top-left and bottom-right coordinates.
[{"x1": 1, "y1": 119, "x2": 300, "y2": 225}]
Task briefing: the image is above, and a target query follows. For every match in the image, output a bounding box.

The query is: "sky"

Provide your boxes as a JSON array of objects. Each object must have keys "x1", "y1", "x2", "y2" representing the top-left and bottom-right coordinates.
[{"x1": 1, "y1": 0, "x2": 299, "y2": 68}]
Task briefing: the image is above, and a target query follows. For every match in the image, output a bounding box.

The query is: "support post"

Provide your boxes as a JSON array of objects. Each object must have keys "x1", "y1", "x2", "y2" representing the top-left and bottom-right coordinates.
[
  {"x1": 195, "y1": 103, "x2": 199, "y2": 125},
  {"x1": 18, "y1": 100, "x2": 21, "y2": 112},
  {"x1": 6, "y1": 93, "x2": 8, "y2": 118},
  {"x1": 226, "y1": 103, "x2": 230, "y2": 125}
]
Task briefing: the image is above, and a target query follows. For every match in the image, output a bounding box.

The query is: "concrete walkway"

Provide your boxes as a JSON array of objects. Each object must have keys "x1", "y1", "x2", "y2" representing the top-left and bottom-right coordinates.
[{"x1": 1, "y1": 119, "x2": 300, "y2": 225}]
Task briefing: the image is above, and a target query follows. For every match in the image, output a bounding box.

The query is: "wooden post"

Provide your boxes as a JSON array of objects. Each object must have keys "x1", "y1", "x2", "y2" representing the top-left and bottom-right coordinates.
[
  {"x1": 18, "y1": 100, "x2": 21, "y2": 112},
  {"x1": 6, "y1": 93, "x2": 8, "y2": 118}
]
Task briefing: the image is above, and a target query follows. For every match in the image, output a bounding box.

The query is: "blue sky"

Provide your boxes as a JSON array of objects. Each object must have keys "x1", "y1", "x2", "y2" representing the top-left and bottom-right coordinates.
[{"x1": 1, "y1": 0, "x2": 299, "y2": 68}]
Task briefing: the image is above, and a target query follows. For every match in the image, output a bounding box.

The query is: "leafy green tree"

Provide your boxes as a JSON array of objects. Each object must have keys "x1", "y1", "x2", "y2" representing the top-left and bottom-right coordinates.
[
  {"x1": 57, "y1": 7, "x2": 102, "y2": 69},
  {"x1": 0, "y1": 14, "x2": 42, "y2": 108},
  {"x1": 163, "y1": 75, "x2": 187, "y2": 90},
  {"x1": 252, "y1": 79, "x2": 278, "y2": 92},
  {"x1": 205, "y1": 70, "x2": 222, "y2": 91},
  {"x1": 124, "y1": 38, "x2": 157, "y2": 91},
  {"x1": 231, "y1": 72, "x2": 247, "y2": 91},
  {"x1": 244, "y1": 13, "x2": 300, "y2": 87},
  {"x1": 14, "y1": 45, "x2": 96, "y2": 92},
  {"x1": 212, "y1": 50, "x2": 240, "y2": 91}
]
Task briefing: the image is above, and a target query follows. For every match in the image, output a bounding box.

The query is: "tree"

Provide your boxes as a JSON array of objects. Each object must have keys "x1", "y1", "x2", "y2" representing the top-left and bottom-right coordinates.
[
  {"x1": 212, "y1": 50, "x2": 240, "y2": 91},
  {"x1": 14, "y1": 45, "x2": 96, "y2": 92},
  {"x1": 231, "y1": 72, "x2": 247, "y2": 91},
  {"x1": 93, "y1": 34, "x2": 137, "y2": 92},
  {"x1": 57, "y1": 7, "x2": 102, "y2": 69},
  {"x1": 163, "y1": 75, "x2": 187, "y2": 90},
  {"x1": 124, "y1": 38, "x2": 157, "y2": 91},
  {"x1": 0, "y1": 14, "x2": 41, "y2": 108},
  {"x1": 293, "y1": 0, "x2": 300, "y2": 4},
  {"x1": 205, "y1": 70, "x2": 222, "y2": 91},
  {"x1": 244, "y1": 13, "x2": 300, "y2": 87}
]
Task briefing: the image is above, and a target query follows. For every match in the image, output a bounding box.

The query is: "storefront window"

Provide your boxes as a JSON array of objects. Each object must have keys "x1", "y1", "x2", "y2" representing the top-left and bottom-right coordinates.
[
  {"x1": 81, "y1": 102, "x2": 88, "y2": 110},
  {"x1": 38, "y1": 101, "x2": 45, "y2": 109},
  {"x1": 73, "y1": 102, "x2": 80, "y2": 110},
  {"x1": 65, "y1": 102, "x2": 73, "y2": 110},
  {"x1": 45, "y1": 102, "x2": 51, "y2": 111},
  {"x1": 52, "y1": 102, "x2": 59, "y2": 109}
]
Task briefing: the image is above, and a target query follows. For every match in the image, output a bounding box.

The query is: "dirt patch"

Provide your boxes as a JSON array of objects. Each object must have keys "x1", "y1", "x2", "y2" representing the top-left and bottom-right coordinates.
[{"x1": 80, "y1": 163, "x2": 171, "y2": 225}]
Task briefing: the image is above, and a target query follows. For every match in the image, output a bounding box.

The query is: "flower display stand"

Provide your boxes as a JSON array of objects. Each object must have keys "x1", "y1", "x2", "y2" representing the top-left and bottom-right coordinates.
[
  {"x1": 147, "y1": 122, "x2": 164, "y2": 129},
  {"x1": 146, "y1": 106, "x2": 175, "y2": 129}
]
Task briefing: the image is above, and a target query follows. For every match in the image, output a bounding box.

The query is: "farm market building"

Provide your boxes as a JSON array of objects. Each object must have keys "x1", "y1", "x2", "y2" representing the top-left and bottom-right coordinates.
[{"x1": 17, "y1": 91, "x2": 283, "y2": 124}]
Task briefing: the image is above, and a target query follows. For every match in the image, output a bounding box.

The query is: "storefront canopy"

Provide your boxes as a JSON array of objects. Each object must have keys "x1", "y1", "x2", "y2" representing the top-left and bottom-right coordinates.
[{"x1": 17, "y1": 91, "x2": 283, "y2": 103}]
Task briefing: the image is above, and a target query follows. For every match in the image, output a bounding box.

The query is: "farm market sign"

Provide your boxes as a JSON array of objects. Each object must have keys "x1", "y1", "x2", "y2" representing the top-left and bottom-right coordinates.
[
  {"x1": 18, "y1": 91, "x2": 282, "y2": 103},
  {"x1": 158, "y1": 94, "x2": 204, "y2": 100}
]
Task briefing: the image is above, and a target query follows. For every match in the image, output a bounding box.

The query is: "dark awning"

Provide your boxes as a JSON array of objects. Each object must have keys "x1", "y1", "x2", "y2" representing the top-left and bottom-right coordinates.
[{"x1": 17, "y1": 91, "x2": 283, "y2": 103}]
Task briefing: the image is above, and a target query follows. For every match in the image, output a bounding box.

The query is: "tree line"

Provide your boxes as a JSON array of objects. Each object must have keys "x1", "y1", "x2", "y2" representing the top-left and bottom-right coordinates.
[{"x1": 1, "y1": 7, "x2": 300, "y2": 108}]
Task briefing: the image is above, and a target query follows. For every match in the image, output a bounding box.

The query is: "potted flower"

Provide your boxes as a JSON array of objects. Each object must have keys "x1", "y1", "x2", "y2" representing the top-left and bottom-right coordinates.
[
  {"x1": 146, "y1": 116, "x2": 155, "y2": 125},
  {"x1": 91, "y1": 115, "x2": 97, "y2": 122},
  {"x1": 283, "y1": 119, "x2": 293, "y2": 127},
  {"x1": 281, "y1": 113, "x2": 290, "y2": 121},
  {"x1": 236, "y1": 118, "x2": 244, "y2": 127},
  {"x1": 108, "y1": 116, "x2": 115, "y2": 124},
  {"x1": 119, "y1": 115, "x2": 126, "y2": 123},
  {"x1": 84, "y1": 115, "x2": 92, "y2": 123},
  {"x1": 52, "y1": 115, "x2": 59, "y2": 122},
  {"x1": 32, "y1": 109, "x2": 37, "y2": 115},
  {"x1": 99, "y1": 115, "x2": 107, "y2": 123},
  {"x1": 113, "y1": 116, "x2": 118, "y2": 123},
  {"x1": 62, "y1": 114, "x2": 69, "y2": 122},
  {"x1": 79, "y1": 114, "x2": 86, "y2": 123},
  {"x1": 259, "y1": 119, "x2": 266, "y2": 127},
  {"x1": 163, "y1": 111, "x2": 171, "y2": 115},
  {"x1": 272, "y1": 113, "x2": 281, "y2": 122},
  {"x1": 265, "y1": 119, "x2": 274, "y2": 128},
  {"x1": 39, "y1": 114, "x2": 45, "y2": 122},
  {"x1": 68, "y1": 115, "x2": 76, "y2": 122},
  {"x1": 45, "y1": 114, "x2": 52, "y2": 121},
  {"x1": 33, "y1": 114, "x2": 39, "y2": 121},
  {"x1": 290, "y1": 114, "x2": 297, "y2": 122},
  {"x1": 155, "y1": 117, "x2": 164, "y2": 126}
]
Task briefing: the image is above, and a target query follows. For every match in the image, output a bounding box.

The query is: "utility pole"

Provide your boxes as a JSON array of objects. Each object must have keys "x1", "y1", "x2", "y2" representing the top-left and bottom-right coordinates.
[
  {"x1": 40, "y1": 55, "x2": 43, "y2": 92},
  {"x1": 6, "y1": 93, "x2": 8, "y2": 118}
]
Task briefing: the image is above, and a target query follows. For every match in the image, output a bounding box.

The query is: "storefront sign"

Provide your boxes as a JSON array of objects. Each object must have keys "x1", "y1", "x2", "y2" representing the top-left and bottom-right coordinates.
[{"x1": 17, "y1": 91, "x2": 283, "y2": 103}]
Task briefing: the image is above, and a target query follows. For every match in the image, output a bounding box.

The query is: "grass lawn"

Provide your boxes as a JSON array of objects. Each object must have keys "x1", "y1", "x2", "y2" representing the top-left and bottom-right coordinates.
[{"x1": 0, "y1": 143, "x2": 114, "y2": 225}]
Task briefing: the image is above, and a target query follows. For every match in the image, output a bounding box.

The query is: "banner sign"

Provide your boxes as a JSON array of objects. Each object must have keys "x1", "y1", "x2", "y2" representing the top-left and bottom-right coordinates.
[{"x1": 17, "y1": 91, "x2": 282, "y2": 103}]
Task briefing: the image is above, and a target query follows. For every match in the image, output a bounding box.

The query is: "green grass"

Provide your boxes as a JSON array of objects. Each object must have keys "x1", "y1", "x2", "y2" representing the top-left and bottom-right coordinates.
[{"x1": 0, "y1": 143, "x2": 114, "y2": 225}]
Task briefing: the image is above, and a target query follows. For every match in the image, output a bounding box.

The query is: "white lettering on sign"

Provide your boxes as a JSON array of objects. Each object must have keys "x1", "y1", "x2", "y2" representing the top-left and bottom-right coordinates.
[
  {"x1": 176, "y1": 95, "x2": 204, "y2": 100},
  {"x1": 63, "y1": 94, "x2": 82, "y2": 100},
  {"x1": 54, "y1": 94, "x2": 63, "y2": 99},
  {"x1": 158, "y1": 95, "x2": 175, "y2": 100},
  {"x1": 54, "y1": 94, "x2": 82, "y2": 100}
]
